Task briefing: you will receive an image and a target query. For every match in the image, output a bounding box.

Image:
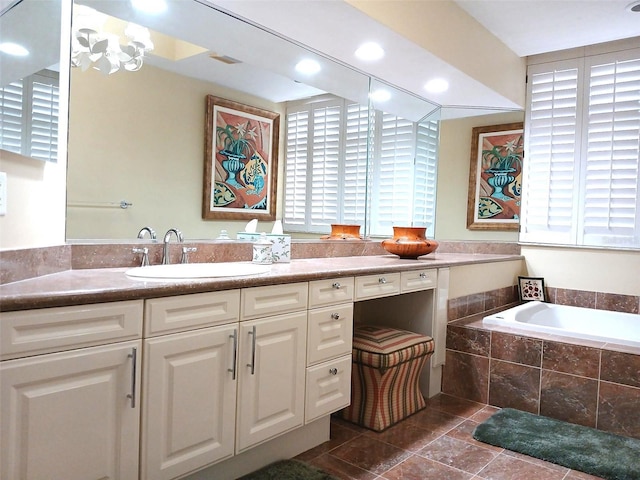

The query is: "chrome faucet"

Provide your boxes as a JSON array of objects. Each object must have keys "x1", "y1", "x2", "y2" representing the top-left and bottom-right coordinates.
[
  {"x1": 137, "y1": 226, "x2": 157, "y2": 240},
  {"x1": 162, "y1": 228, "x2": 184, "y2": 265}
]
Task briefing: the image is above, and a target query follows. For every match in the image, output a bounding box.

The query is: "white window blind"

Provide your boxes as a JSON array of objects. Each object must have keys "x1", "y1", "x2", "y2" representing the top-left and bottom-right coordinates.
[
  {"x1": 284, "y1": 95, "x2": 438, "y2": 237},
  {"x1": 0, "y1": 69, "x2": 59, "y2": 162},
  {"x1": 521, "y1": 48, "x2": 640, "y2": 249}
]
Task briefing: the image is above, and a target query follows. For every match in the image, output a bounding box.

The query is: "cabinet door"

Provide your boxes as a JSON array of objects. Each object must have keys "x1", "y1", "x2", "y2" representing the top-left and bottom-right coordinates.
[
  {"x1": 305, "y1": 354, "x2": 352, "y2": 423},
  {"x1": 307, "y1": 303, "x2": 353, "y2": 365},
  {"x1": 1, "y1": 340, "x2": 141, "y2": 480},
  {"x1": 141, "y1": 325, "x2": 238, "y2": 480},
  {"x1": 236, "y1": 311, "x2": 307, "y2": 453}
]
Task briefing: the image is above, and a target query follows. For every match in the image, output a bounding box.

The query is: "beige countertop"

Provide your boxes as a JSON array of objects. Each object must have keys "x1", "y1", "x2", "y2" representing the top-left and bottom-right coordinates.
[{"x1": 0, "y1": 253, "x2": 522, "y2": 311}]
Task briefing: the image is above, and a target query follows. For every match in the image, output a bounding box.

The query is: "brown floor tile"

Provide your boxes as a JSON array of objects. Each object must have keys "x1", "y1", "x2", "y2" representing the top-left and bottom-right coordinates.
[
  {"x1": 565, "y1": 470, "x2": 606, "y2": 479},
  {"x1": 308, "y1": 453, "x2": 379, "y2": 480},
  {"x1": 406, "y1": 405, "x2": 466, "y2": 434},
  {"x1": 469, "y1": 405, "x2": 501, "y2": 423},
  {"x1": 296, "y1": 421, "x2": 363, "y2": 461},
  {"x1": 445, "y1": 419, "x2": 505, "y2": 453},
  {"x1": 329, "y1": 434, "x2": 413, "y2": 475},
  {"x1": 381, "y1": 454, "x2": 473, "y2": 480},
  {"x1": 425, "y1": 393, "x2": 486, "y2": 418},
  {"x1": 362, "y1": 420, "x2": 440, "y2": 452},
  {"x1": 417, "y1": 435, "x2": 499, "y2": 474},
  {"x1": 477, "y1": 453, "x2": 567, "y2": 480}
]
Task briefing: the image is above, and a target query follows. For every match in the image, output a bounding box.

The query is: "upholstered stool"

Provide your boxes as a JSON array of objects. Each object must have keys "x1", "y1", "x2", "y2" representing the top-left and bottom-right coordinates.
[{"x1": 341, "y1": 325, "x2": 435, "y2": 432}]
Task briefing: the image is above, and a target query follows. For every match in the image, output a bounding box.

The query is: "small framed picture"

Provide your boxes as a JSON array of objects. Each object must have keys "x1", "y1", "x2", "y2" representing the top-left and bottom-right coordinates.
[{"x1": 518, "y1": 276, "x2": 546, "y2": 302}]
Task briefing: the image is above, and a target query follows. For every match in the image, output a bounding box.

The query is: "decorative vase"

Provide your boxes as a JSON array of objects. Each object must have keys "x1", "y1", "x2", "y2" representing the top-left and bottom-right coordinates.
[
  {"x1": 220, "y1": 150, "x2": 246, "y2": 188},
  {"x1": 321, "y1": 224, "x2": 362, "y2": 240},
  {"x1": 381, "y1": 226, "x2": 439, "y2": 259},
  {"x1": 485, "y1": 168, "x2": 516, "y2": 201}
]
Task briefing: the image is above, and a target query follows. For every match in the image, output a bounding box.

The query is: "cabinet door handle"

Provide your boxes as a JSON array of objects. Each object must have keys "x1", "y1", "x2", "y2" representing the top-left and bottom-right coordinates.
[
  {"x1": 126, "y1": 347, "x2": 137, "y2": 409},
  {"x1": 331, "y1": 313, "x2": 340, "y2": 320},
  {"x1": 379, "y1": 277, "x2": 387, "y2": 284},
  {"x1": 228, "y1": 329, "x2": 238, "y2": 380},
  {"x1": 247, "y1": 326, "x2": 257, "y2": 375}
]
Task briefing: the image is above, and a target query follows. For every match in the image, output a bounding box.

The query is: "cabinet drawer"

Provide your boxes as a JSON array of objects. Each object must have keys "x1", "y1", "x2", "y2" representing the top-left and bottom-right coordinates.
[
  {"x1": 354, "y1": 272, "x2": 401, "y2": 300},
  {"x1": 144, "y1": 290, "x2": 240, "y2": 337},
  {"x1": 1, "y1": 300, "x2": 143, "y2": 360},
  {"x1": 241, "y1": 282, "x2": 308, "y2": 320},
  {"x1": 308, "y1": 277, "x2": 354, "y2": 308},
  {"x1": 307, "y1": 303, "x2": 353, "y2": 365},
  {"x1": 305, "y1": 355, "x2": 352, "y2": 423},
  {"x1": 401, "y1": 269, "x2": 437, "y2": 293}
]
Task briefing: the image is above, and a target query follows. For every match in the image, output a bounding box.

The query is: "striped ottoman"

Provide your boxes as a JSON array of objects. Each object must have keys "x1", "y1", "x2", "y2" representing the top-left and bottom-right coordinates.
[{"x1": 341, "y1": 325, "x2": 435, "y2": 432}]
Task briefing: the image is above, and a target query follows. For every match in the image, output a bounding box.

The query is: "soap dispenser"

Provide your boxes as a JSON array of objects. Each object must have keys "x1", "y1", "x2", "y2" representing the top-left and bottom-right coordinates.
[{"x1": 252, "y1": 232, "x2": 273, "y2": 265}]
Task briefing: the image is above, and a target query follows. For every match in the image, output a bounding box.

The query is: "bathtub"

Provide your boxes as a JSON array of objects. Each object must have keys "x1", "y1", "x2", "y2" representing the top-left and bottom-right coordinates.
[{"x1": 483, "y1": 301, "x2": 640, "y2": 348}]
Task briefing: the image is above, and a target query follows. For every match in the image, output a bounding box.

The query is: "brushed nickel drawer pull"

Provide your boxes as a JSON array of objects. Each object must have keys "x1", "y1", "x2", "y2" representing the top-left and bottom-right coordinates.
[
  {"x1": 329, "y1": 368, "x2": 338, "y2": 375},
  {"x1": 247, "y1": 326, "x2": 257, "y2": 375},
  {"x1": 127, "y1": 347, "x2": 137, "y2": 409},
  {"x1": 228, "y1": 329, "x2": 238, "y2": 380},
  {"x1": 419, "y1": 272, "x2": 427, "y2": 279},
  {"x1": 332, "y1": 282, "x2": 341, "y2": 289},
  {"x1": 379, "y1": 277, "x2": 387, "y2": 284},
  {"x1": 331, "y1": 313, "x2": 340, "y2": 320}
]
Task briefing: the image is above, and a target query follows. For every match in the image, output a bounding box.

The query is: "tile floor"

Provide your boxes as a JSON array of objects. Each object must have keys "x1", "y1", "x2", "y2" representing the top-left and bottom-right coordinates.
[{"x1": 295, "y1": 393, "x2": 604, "y2": 480}]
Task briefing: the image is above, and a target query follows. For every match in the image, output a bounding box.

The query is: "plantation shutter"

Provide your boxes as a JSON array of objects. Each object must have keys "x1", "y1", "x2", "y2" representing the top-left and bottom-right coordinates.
[
  {"x1": 369, "y1": 112, "x2": 415, "y2": 236},
  {"x1": 0, "y1": 80, "x2": 25, "y2": 155},
  {"x1": 284, "y1": 110, "x2": 309, "y2": 228},
  {"x1": 29, "y1": 72, "x2": 59, "y2": 161},
  {"x1": 581, "y1": 51, "x2": 640, "y2": 247},
  {"x1": 310, "y1": 101, "x2": 341, "y2": 229},
  {"x1": 343, "y1": 102, "x2": 369, "y2": 225},
  {"x1": 413, "y1": 120, "x2": 439, "y2": 237},
  {"x1": 521, "y1": 60, "x2": 581, "y2": 244}
]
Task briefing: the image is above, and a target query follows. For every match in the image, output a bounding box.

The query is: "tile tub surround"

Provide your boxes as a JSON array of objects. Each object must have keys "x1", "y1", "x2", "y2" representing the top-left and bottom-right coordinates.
[{"x1": 442, "y1": 316, "x2": 640, "y2": 440}]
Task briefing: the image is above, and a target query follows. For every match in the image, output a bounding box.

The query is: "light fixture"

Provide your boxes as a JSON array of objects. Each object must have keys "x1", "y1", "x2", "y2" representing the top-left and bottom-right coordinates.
[
  {"x1": 369, "y1": 89, "x2": 391, "y2": 102},
  {"x1": 0, "y1": 42, "x2": 29, "y2": 56},
  {"x1": 295, "y1": 59, "x2": 321, "y2": 75},
  {"x1": 627, "y1": 0, "x2": 640, "y2": 12},
  {"x1": 355, "y1": 42, "x2": 384, "y2": 61},
  {"x1": 71, "y1": 5, "x2": 154, "y2": 75},
  {"x1": 424, "y1": 78, "x2": 449, "y2": 94},
  {"x1": 131, "y1": 0, "x2": 168, "y2": 14}
]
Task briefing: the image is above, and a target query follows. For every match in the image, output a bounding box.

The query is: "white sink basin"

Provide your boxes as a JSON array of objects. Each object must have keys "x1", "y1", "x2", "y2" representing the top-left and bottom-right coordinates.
[{"x1": 126, "y1": 262, "x2": 271, "y2": 279}]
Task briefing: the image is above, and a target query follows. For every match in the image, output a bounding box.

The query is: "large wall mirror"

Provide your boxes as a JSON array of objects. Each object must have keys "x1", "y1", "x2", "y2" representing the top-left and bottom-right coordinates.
[{"x1": 9, "y1": 0, "x2": 522, "y2": 242}]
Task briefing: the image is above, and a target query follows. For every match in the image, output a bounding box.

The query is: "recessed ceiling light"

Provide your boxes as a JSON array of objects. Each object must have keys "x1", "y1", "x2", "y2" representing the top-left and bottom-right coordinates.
[
  {"x1": 424, "y1": 78, "x2": 449, "y2": 94},
  {"x1": 295, "y1": 59, "x2": 321, "y2": 75},
  {"x1": 627, "y1": 0, "x2": 640, "y2": 12},
  {"x1": 0, "y1": 42, "x2": 29, "y2": 56},
  {"x1": 369, "y1": 89, "x2": 391, "y2": 102},
  {"x1": 355, "y1": 42, "x2": 384, "y2": 61},
  {"x1": 131, "y1": 0, "x2": 168, "y2": 14}
]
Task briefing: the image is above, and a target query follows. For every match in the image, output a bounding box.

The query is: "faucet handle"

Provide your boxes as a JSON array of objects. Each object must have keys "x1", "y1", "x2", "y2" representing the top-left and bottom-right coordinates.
[
  {"x1": 132, "y1": 247, "x2": 150, "y2": 267},
  {"x1": 180, "y1": 246, "x2": 197, "y2": 264}
]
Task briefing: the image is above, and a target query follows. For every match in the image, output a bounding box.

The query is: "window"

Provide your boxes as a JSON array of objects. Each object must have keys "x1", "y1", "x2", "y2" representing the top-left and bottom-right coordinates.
[
  {"x1": 284, "y1": 95, "x2": 438, "y2": 237},
  {"x1": 521, "y1": 48, "x2": 640, "y2": 249},
  {"x1": 0, "y1": 69, "x2": 59, "y2": 162}
]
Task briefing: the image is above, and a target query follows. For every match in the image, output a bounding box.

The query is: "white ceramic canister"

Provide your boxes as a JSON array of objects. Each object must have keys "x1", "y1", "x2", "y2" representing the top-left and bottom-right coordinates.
[{"x1": 252, "y1": 232, "x2": 273, "y2": 264}]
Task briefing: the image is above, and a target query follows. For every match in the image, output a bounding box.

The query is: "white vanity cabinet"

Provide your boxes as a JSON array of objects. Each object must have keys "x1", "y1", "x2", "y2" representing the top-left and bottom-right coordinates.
[
  {"x1": 305, "y1": 278, "x2": 354, "y2": 423},
  {"x1": 0, "y1": 301, "x2": 143, "y2": 480},
  {"x1": 236, "y1": 283, "x2": 308, "y2": 453}
]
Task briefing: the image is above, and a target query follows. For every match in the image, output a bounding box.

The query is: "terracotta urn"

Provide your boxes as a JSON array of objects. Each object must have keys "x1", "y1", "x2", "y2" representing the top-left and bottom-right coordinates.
[
  {"x1": 321, "y1": 224, "x2": 362, "y2": 240},
  {"x1": 381, "y1": 226, "x2": 439, "y2": 259}
]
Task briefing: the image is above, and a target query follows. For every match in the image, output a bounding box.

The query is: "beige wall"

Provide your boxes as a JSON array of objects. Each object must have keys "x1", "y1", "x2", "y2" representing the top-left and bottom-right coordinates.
[
  {"x1": 346, "y1": 0, "x2": 526, "y2": 108},
  {"x1": 449, "y1": 260, "x2": 525, "y2": 298},
  {"x1": 435, "y1": 111, "x2": 523, "y2": 241},
  {"x1": 67, "y1": 65, "x2": 285, "y2": 240}
]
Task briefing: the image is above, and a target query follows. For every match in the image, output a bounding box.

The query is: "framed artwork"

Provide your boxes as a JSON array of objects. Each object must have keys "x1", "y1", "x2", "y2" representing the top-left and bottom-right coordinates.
[
  {"x1": 518, "y1": 276, "x2": 546, "y2": 302},
  {"x1": 203, "y1": 95, "x2": 279, "y2": 220},
  {"x1": 466, "y1": 122, "x2": 524, "y2": 230}
]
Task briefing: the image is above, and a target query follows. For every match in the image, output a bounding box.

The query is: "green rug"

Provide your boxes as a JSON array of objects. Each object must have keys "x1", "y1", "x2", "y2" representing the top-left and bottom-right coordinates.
[
  {"x1": 238, "y1": 459, "x2": 338, "y2": 480},
  {"x1": 473, "y1": 408, "x2": 640, "y2": 480}
]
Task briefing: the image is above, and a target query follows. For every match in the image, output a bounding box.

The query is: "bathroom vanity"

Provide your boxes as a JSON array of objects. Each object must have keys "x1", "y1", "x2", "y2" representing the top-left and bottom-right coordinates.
[{"x1": 0, "y1": 253, "x2": 520, "y2": 479}]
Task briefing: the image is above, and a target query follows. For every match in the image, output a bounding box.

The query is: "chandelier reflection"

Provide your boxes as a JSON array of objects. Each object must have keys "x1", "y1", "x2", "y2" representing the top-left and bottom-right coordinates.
[{"x1": 71, "y1": 6, "x2": 154, "y2": 75}]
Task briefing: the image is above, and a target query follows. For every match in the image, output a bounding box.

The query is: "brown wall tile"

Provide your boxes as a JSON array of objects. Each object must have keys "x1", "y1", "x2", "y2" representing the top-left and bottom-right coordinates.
[
  {"x1": 601, "y1": 350, "x2": 640, "y2": 388},
  {"x1": 446, "y1": 326, "x2": 490, "y2": 356},
  {"x1": 488, "y1": 360, "x2": 540, "y2": 413},
  {"x1": 491, "y1": 332, "x2": 542, "y2": 367},
  {"x1": 542, "y1": 341, "x2": 600, "y2": 379},
  {"x1": 554, "y1": 288, "x2": 596, "y2": 309},
  {"x1": 598, "y1": 381, "x2": 640, "y2": 439},
  {"x1": 540, "y1": 370, "x2": 598, "y2": 428},
  {"x1": 442, "y1": 350, "x2": 489, "y2": 404},
  {"x1": 595, "y1": 292, "x2": 640, "y2": 314}
]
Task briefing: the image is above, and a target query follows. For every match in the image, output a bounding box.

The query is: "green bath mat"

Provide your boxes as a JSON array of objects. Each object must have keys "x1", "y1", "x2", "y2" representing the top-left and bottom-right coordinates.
[
  {"x1": 473, "y1": 408, "x2": 640, "y2": 480},
  {"x1": 238, "y1": 459, "x2": 338, "y2": 480}
]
